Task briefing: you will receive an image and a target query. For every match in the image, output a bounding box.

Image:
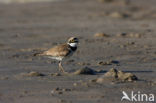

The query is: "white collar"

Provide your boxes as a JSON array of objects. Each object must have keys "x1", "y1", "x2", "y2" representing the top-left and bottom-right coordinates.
[{"x1": 68, "y1": 43, "x2": 77, "y2": 47}]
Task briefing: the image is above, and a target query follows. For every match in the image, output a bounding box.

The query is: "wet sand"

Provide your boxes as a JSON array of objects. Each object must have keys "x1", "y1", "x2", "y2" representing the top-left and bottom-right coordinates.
[{"x1": 0, "y1": 0, "x2": 156, "y2": 103}]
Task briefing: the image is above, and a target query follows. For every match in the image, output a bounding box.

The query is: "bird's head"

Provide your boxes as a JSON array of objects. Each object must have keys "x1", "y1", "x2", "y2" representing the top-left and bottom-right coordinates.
[{"x1": 67, "y1": 37, "x2": 79, "y2": 47}]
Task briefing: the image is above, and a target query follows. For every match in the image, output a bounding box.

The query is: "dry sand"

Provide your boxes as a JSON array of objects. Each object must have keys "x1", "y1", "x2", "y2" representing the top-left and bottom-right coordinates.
[{"x1": 0, "y1": 0, "x2": 156, "y2": 103}]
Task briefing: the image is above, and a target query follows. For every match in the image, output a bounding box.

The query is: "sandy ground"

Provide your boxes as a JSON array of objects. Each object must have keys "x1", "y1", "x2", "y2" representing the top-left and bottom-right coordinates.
[{"x1": 0, "y1": 0, "x2": 156, "y2": 103}]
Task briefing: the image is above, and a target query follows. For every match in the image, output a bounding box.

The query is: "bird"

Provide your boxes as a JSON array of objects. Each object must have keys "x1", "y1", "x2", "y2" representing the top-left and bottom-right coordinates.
[{"x1": 34, "y1": 37, "x2": 79, "y2": 73}]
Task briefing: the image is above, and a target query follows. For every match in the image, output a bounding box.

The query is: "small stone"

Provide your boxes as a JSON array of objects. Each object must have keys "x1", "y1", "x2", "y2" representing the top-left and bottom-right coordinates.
[
  {"x1": 126, "y1": 41, "x2": 135, "y2": 45},
  {"x1": 58, "y1": 91, "x2": 63, "y2": 94},
  {"x1": 26, "y1": 58, "x2": 33, "y2": 61},
  {"x1": 51, "y1": 87, "x2": 63, "y2": 95},
  {"x1": 73, "y1": 83, "x2": 78, "y2": 86},
  {"x1": 117, "y1": 32, "x2": 141, "y2": 38},
  {"x1": 117, "y1": 33, "x2": 127, "y2": 37},
  {"x1": 51, "y1": 91, "x2": 63, "y2": 95},
  {"x1": 12, "y1": 54, "x2": 20, "y2": 58},
  {"x1": 120, "y1": 45, "x2": 126, "y2": 48},
  {"x1": 94, "y1": 33, "x2": 110, "y2": 38},
  {"x1": 129, "y1": 33, "x2": 141, "y2": 38},
  {"x1": 74, "y1": 67, "x2": 96, "y2": 75},
  {"x1": 53, "y1": 87, "x2": 60, "y2": 91},
  {"x1": 51, "y1": 90, "x2": 55, "y2": 95},
  {"x1": 98, "y1": 60, "x2": 119, "y2": 65},
  {"x1": 77, "y1": 62, "x2": 90, "y2": 66},
  {"x1": 109, "y1": 12, "x2": 128, "y2": 18},
  {"x1": 82, "y1": 82, "x2": 89, "y2": 87},
  {"x1": 23, "y1": 90, "x2": 28, "y2": 94},
  {"x1": 89, "y1": 79, "x2": 96, "y2": 83},
  {"x1": 98, "y1": 61, "x2": 112, "y2": 65},
  {"x1": 58, "y1": 99, "x2": 67, "y2": 103},
  {"x1": 62, "y1": 88, "x2": 71, "y2": 92},
  {"x1": 143, "y1": 45, "x2": 149, "y2": 49}
]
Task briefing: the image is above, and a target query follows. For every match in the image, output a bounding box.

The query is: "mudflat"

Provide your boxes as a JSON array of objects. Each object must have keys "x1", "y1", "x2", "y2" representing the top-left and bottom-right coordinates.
[{"x1": 0, "y1": 0, "x2": 156, "y2": 103}]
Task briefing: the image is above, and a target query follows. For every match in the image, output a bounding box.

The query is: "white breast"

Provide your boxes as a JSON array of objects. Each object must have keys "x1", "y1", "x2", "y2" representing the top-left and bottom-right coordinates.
[{"x1": 48, "y1": 56, "x2": 64, "y2": 61}]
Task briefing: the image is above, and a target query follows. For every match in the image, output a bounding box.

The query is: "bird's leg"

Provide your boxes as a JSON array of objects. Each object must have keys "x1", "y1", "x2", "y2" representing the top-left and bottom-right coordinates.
[{"x1": 58, "y1": 61, "x2": 65, "y2": 73}]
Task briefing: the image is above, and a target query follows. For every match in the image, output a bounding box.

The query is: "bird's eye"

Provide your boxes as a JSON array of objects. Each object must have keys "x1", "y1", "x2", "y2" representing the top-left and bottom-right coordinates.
[{"x1": 71, "y1": 39, "x2": 74, "y2": 42}]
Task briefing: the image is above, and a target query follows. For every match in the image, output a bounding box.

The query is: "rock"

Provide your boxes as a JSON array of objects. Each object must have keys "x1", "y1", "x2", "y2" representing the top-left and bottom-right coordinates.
[
  {"x1": 117, "y1": 71, "x2": 138, "y2": 82},
  {"x1": 94, "y1": 33, "x2": 110, "y2": 38},
  {"x1": 95, "y1": 68, "x2": 138, "y2": 83},
  {"x1": 74, "y1": 67, "x2": 96, "y2": 75}
]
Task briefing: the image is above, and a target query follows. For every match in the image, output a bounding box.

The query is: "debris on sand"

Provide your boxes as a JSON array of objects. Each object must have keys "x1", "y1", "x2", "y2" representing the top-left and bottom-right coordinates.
[
  {"x1": 126, "y1": 41, "x2": 135, "y2": 45},
  {"x1": 117, "y1": 71, "x2": 138, "y2": 81},
  {"x1": 77, "y1": 62, "x2": 90, "y2": 66},
  {"x1": 98, "y1": 61, "x2": 112, "y2": 65},
  {"x1": 108, "y1": 12, "x2": 129, "y2": 18},
  {"x1": 95, "y1": 68, "x2": 138, "y2": 83},
  {"x1": 94, "y1": 33, "x2": 110, "y2": 38},
  {"x1": 51, "y1": 87, "x2": 72, "y2": 95},
  {"x1": 119, "y1": 45, "x2": 126, "y2": 48},
  {"x1": 20, "y1": 71, "x2": 45, "y2": 77},
  {"x1": 51, "y1": 73, "x2": 61, "y2": 76},
  {"x1": 51, "y1": 88, "x2": 63, "y2": 95},
  {"x1": 128, "y1": 33, "x2": 141, "y2": 38},
  {"x1": 117, "y1": 32, "x2": 127, "y2": 37},
  {"x1": 74, "y1": 67, "x2": 96, "y2": 75},
  {"x1": 98, "y1": 60, "x2": 119, "y2": 65},
  {"x1": 117, "y1": 32, "x2": 142, "y2": 38}
]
